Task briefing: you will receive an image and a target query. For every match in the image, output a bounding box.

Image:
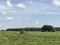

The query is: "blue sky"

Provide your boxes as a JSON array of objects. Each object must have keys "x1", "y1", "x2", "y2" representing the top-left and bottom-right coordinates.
[{"x1": 0, "y1": 0, "x2": 60, "y2": 29}]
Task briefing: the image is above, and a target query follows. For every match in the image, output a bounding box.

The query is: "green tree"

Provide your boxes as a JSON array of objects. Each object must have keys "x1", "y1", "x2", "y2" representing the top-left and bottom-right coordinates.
[{"x1": 41, "y1": 25, "x2": 56, "y2": 32}]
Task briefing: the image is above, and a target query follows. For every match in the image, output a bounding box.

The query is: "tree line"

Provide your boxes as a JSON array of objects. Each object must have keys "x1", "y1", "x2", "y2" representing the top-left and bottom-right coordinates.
[
  {"x1": 6, "y1": 25, "x2": 60, "y2": 31},
  {"x1": 6, "y1": 27, "x2": 41, "y2": 31}
]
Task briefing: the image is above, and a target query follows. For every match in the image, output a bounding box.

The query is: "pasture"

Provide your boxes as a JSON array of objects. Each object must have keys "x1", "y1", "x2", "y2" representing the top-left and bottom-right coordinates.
[{"x1": 0, "y1": 31, "x2": 60, "y2": 45}]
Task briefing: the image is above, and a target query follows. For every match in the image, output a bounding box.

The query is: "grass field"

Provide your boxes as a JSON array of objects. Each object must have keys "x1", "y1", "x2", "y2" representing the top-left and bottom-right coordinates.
[{"x1": 0, "y1": 31, "x2": 60, "y2": 45}]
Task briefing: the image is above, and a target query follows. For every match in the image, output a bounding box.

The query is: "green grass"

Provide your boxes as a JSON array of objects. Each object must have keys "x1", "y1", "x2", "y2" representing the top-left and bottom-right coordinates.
[{"x1": 0, "y1": 31, "x2": 60, "y2": 45}]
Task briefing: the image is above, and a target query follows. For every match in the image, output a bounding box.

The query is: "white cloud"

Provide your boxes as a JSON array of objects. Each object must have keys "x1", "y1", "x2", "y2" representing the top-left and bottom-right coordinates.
[
  {"x1": 15, "y1": 3, "x2": 26, "y2": 8},
  {"x1": 6, "y1": 16, "x2": 14, "y2": 20},
  {"x1": 52, "y1": 0, "x2": 60, "y2": 6},
  {"x1": 6, "y1": 0, "x2": 13, "y2": 7},
  {"x1": 35, "y1": 21, "x2": 39, "y2": 24},
  {"x1": 1, "y1": 11, "x2": 7, "y2": 15}
]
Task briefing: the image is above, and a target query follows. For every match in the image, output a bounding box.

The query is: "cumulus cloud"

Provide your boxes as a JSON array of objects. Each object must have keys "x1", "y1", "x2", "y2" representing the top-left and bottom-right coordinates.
[
  {"x1": 1, "y1": 11, "x2": 7, "y2": 15},
  {"x1": 6, "y1": 0, "x2": 13, "y2": 7},
  {"x1": 52, "y1": 0, "x2": 60, "y2": 6},
  {"x1": 35, "y1": 21, "x2": 39, "y2": 24},
  {"x1": 15, "y1": 3, "x2": 26, "y2": 8},
  {"x1": 6, "y1": 16, "x2": 14, "y2": 20}
]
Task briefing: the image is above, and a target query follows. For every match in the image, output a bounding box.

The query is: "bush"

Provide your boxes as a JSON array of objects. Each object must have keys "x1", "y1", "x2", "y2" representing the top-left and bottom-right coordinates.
[
  {"x1": 20, "y1": 30, "x2": 27, "y2": 34},
  {"x1": 41, "y1": 25, "x2": 56, "y2": 32}
]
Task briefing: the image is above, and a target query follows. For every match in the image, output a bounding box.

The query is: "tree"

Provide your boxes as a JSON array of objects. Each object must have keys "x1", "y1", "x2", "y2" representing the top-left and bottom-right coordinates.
[
  {"x1": 41, "y1": 25, "x2": 56, "y2": 32},
  {"x1": 41, "y1": 25, "x2": 48, "y2": 32}
]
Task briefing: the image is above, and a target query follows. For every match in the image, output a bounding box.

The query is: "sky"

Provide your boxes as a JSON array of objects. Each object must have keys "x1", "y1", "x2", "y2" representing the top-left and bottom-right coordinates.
[{"x1": 0, "y1": 0, "x2": 60, "y2": 30}]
